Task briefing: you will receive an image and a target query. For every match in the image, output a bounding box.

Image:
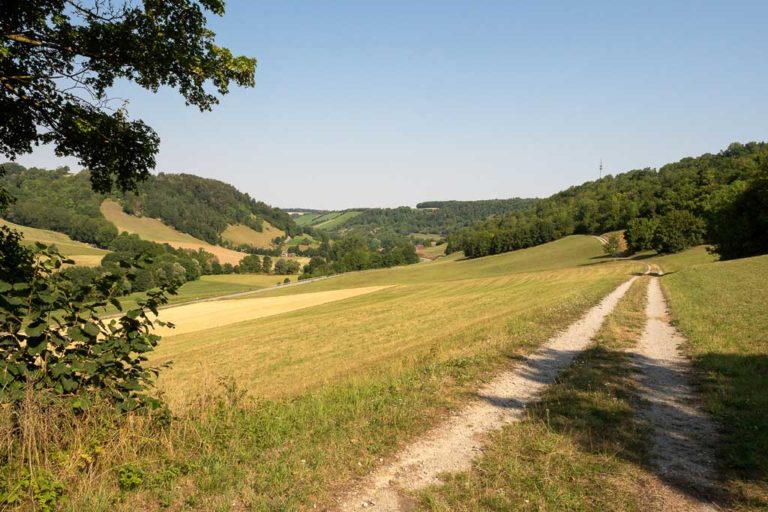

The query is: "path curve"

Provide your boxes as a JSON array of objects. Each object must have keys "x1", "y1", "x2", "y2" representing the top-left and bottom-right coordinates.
[{"x1": 336, "y1": 275, "x2": 640, "y2": 511}]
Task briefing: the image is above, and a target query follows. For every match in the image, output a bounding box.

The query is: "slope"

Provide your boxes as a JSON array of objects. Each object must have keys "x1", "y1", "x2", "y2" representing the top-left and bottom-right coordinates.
[{"x1": 0, "y1": 219, "x2": 109, "y2": 266}]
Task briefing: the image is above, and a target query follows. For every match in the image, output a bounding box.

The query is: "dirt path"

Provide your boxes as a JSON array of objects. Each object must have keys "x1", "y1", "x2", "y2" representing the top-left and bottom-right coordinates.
[
  {"x1": 336, "y1": 276, "x2": 640, "y2": 511},
  {"x1": 631, "y1": 277, "x2": 720, "y2": 510}
]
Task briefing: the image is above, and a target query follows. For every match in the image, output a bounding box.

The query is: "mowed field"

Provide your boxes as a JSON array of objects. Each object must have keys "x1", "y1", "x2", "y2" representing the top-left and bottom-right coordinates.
[
  {"x1": 100, "y1": 199, "x2": 247, "y2": 265},
  {"x1": 659, "y1": 252, "x2": 768, "y2": 506},
  {"x1": 0, "y1": 219, "x2": 109, "y2": 266},
  {"x1": 294, "y1": 210, "x2": 361, "y2": 229},
  {"x1": 221, "y1": 221, "x2": 284, "y2": 249},
  {"x1": 151, "y1": 236, "x2": 645, "y2": 405}
]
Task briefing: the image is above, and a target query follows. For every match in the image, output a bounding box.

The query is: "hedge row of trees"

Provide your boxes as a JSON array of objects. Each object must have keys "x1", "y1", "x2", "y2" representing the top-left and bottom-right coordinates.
[
  {"x1": 335, "y1": 197, "x2": 536, "y2": 238},
  {"x1": 448, "y1": 142, "x2": 768, "y2": 259},
  {"x1": 299, "y1": 234, "x2": 419, "y2": 279}
]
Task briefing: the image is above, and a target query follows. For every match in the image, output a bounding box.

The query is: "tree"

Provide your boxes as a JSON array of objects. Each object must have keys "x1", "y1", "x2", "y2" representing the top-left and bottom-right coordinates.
[
  {"x1": 262, "y1": 256, "x2": 273, "y2": 274},
  {"x1": 653, "y1": 210, "x2": 705, "y2": 254},
  {"x1": 709, "y1": 159, "x2": 768, "y2": 259},
  {"x1": 239, "y1": 254, "x2": 262, "y2": 273},
  {"x1": 1, "y1": 1, "x2": 256, "y2": 192},
  {"x1": 625, "y1": 217, "x2": 659, "y2": 253},
  {"x1": 602, "y1": 233, "x2": 622, "y2": 257}
]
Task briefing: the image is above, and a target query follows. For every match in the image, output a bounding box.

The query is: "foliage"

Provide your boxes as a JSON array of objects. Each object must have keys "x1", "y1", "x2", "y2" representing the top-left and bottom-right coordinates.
[
  {"x1": 602, "y1": 233, "x2": 621, "y2": 256},
  {"x1": 238, "y1": 254, "x2": 262, "y2": 273},
  {"x1": 708, "y1": 158, "x2": 768, "y2": 260},
  {"x1": 448, "y1": 142, "x2": 767, "y2": 258},
  {"x1": 1, "y1": 0, "x2": 255, "y2": 193},
  {"x1": 274, "y1": 258, "x2": 301, "y2": 275},
  {"x1": 625, "y1": 217, "x2": 659, "y2": 252},
  {"x1": 0, "y1": 244, "x2": 176, "y2": 410},
  {"x1": 315, "y1": 198, "x2": 536, "y2": 237},
  {"x1": 299, "y1": 234, "x2": 419, "y2": 279},
  {"x1": 0, "y1": 164, "x2": 118, "y2": 247},
  {"x1": 122, "y1": 173, "x2": 301, "y2": 244},
  {"x1": 652, "y1": 210, "x2": 705, "y2": 254}
]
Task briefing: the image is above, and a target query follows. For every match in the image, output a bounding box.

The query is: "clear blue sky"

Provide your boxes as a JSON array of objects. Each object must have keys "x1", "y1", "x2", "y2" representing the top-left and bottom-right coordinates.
[{"x1": 19, "y1": 0, "x2": 768, "y2": 209}]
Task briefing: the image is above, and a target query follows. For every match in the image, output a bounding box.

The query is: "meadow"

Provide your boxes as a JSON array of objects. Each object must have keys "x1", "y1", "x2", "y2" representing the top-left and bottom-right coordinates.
[
  {"x1": 661, "y1": 252, "x2": 768, "y2": 508},
  {"x1": 100, "y1": 199, "x2": 247, "y2": 265},
  {"x1": 0, "y1": 219, "x2": 109, "y2": 266},
  {"x1": 221, "y1": 221, "x2": 284, "y2": 249}
]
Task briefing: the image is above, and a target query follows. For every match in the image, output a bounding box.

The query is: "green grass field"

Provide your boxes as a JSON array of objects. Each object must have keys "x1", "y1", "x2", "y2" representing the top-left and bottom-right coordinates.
[
  {"x1": 8, "y1": 236, "x2": 764, "y2": 511},
  {"x1": 1, "y1": 219, "x2": 109, "y2": 266},
  {"x1": 660, "y1": 252, "x2": 768, "y2": 508},
  {"x1": 221, "y1": 222, "x2": 284, "y2": 249},
  {"x1": 293, "y1": 210, "x2": 361, "y2": 230}
]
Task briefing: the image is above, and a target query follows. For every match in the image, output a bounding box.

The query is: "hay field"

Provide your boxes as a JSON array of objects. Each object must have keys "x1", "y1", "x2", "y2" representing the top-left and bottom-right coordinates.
[
  {"x1": 153, "y1": 286, "x2": 389, "y2": 337},
  {"x1": 1, "y1": 219, "x2": 109, "y2": 266},
  {"x1": 222, "y1": 222, "x2": 284, "y2": 249},
  {"x1": 100, "y1": 199, "x2": 246, "y2": 265},
  {"x1": 152, "y1": 236, "x2": 645, "y2": 405}
]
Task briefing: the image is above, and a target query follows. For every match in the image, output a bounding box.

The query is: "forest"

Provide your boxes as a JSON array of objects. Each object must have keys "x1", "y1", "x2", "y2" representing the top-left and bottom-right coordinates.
[
  {"x1": 448, "y1": 142, "x2": 768, "y2": 259},
  {"x1": 333, "y1": 197, "x2": 536, "y2": 237},
  {"x1": 0, "y1": 165, "x2": 303, "y2": 248}
]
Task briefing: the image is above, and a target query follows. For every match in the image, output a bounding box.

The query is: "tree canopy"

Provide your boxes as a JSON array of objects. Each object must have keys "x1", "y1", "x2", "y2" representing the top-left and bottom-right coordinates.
[{"x1": 1, "y1": 0, "x2": 256, "y2": 192}]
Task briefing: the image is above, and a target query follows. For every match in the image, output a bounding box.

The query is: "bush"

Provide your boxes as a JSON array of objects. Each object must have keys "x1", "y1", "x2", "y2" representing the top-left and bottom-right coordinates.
[
  {"x1": 653, "y1": 210, "x2": 705, "y2": 254},
  {"x1": 625, "y1": 217, "x2": 659, "y2": 253}
]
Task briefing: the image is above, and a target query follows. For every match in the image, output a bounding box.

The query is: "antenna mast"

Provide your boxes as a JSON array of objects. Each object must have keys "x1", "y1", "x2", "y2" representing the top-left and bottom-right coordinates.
[{"x1": 599, "y1": 158, "x2": 603, "y2": 180}]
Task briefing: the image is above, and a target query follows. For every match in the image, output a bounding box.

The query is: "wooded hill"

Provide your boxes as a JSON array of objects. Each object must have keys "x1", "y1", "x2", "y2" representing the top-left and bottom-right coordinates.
[
  {"x1": 290, "y1": 197, "x2": 536, "y2": 237},
  {"x1": 0, "y1": 164, "x2": 301, "y2": 248},
  {"x1": 447, "y1": 141, "x2": 768, "y2": 259}
]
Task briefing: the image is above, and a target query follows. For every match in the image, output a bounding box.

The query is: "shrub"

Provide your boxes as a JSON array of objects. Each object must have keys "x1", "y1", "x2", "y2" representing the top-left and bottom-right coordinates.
[{"x1": 653, "y1": 210, "x2": 705, "y2": 254}]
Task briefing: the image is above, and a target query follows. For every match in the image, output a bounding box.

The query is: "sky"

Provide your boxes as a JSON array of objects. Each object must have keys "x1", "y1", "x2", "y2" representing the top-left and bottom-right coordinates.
[{"x1": 18, "y1": 0, "x2": 768, "y2": 209}]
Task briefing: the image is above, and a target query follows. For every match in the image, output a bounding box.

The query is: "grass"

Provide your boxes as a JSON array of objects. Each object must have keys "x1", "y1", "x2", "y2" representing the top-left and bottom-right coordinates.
[
  {"x1": 3, "y1": 235, "x2": 645, "y2": 511},
  {"x1": 417, "y1": 277, "x2": 687, "y2": 511},
  {"x1": 419, "y1": 244, "x2": 447, "y2": 260},
  {"x1": 1, "y1": 219, "x2": 109, "y2": 266},
  {"x1": 660, "y1": 253, "x2": 768, "y2": 509},
  {"x1": 100, "y1": 200, "x2": 246, "y2": 265},
  {"x1": 650, "y1": 245, "x2": 718, "y2": 273},
  {"x1": 221, "y1": 222, "x2": 284, "y2": 249},
  {"x1": 150, "y1": 236, "x2": 643, "y2": 406},
  {"x1": 294, "y1": 210, "x2": 362, "y2": 230}
]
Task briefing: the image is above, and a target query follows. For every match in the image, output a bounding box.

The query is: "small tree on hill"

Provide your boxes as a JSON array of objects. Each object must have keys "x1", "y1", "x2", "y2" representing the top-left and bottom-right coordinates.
[
  {"x1": 602, "y1": 233, "x2": 622, "y2": 257},
  {"x1": 625, "y1": 217, "x2": 659, "y2": 253},
  {"x1": 262, "y1": 256, "x2": 273, "y2": 274}
]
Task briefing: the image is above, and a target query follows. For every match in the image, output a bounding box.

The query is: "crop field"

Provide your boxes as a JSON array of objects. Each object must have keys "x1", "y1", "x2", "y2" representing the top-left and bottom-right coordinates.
[
  {"x1": 221, "y1": 221, "x2": 284, "y2": 249},
  {"x1": 1, "y1": 219, "x2": 109, "y2": 266},
  {"x1": 150, "y1": 236, "x2": 644, "y2": 406},
  {"x1": 418, "y1": 244, "x2": 447, "y2": 260},
  {"x1": 100, "y1": 199, "x2": 247, "y2": 265},
  {"x1": 294, "y1": 210, "x2": 361, "y2": 230},
  {"x1": 660, "y1": 252, "x2": 768, "y2": 506}
]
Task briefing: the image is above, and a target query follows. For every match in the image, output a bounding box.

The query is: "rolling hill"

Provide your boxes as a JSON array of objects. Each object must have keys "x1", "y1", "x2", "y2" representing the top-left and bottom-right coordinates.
[{"x1": 0, "y1": 218, "x2": 109, "y2": 266}]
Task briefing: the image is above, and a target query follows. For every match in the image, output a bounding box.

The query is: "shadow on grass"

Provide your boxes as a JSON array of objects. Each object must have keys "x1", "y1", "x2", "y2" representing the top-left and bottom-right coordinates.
[{"x1": 473, "y1": 346, "x2": 759, "y2": 508}]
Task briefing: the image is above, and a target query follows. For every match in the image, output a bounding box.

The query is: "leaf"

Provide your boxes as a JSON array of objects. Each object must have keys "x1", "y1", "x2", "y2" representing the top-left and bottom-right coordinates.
[{"x1": 82, "y1": 323, "x2": 100, "y2": 337}]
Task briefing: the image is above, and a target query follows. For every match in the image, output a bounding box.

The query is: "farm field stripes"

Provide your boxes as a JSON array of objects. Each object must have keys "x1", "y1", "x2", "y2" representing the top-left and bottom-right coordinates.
[
  {"x1": 100, "y1": 199, "x2": 247, "y2": 265},
  {"x1": 338, "y1": 275, "x2": 639, "y2": 510},
  {"x1": 153, "y1": 286, "x2": 391, "y2": 337},
  {"x1": 151, "y1": 257, "x2": 643, "y2": 407}
]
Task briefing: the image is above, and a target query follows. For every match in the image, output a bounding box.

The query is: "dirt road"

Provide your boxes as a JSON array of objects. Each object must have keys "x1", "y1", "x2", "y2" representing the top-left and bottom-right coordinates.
[{"x1": 336, "y1": 276, "x2": 639, "y2": 511}]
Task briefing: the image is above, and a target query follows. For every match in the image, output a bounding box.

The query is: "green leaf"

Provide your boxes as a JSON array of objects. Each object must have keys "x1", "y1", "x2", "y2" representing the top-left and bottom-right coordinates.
[{"x1": 82, "y1": 323, "x2": 100, "y2": 337}]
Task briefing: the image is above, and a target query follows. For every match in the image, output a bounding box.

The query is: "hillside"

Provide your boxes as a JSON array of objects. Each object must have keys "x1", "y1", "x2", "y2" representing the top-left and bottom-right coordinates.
[
  {"x1": 100, "y1": 199, "x2": 247, "y2": 265},
  {"x1": 0, "y1": 218, "x2": 108, "y2": 266},
  {"x1": 289, "y1": 197, "x2": 535, "y2": 237},
  {"x1": 449, "y1": 141, "x2": 768, "y2": 258},
  {"x1": 121, "y1": 172, "x2": 301, "y2": 245},
  {"x1": 0, "y1": 164, "x2": 301, "y2": 257}
]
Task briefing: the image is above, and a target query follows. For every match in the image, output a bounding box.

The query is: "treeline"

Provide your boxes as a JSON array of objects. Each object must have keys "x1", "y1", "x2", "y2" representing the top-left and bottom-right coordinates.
[
  {"x1": 62, "y1": 233, "x2": 217, "y2": 294},
  {"x1": 448, "y1": 142, "x2": 768, "y2": 259},
  {"x1": 299, "y1": 234, "x2": 419, "y2": 279},
  {"x1": 121, "y1": 173, "x2": 301, "y2": 244},
  {"x1": 0, "y1": 164, "x2": 118, "y2": 247},
  {"x1": 337, "y1": 198, "x2": 536, "y2": 237}
]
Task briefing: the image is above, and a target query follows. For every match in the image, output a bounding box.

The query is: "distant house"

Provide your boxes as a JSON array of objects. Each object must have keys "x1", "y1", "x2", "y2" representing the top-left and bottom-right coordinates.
[{"x1": 415, "y1": 244, "x2": 425, "y2": 252}]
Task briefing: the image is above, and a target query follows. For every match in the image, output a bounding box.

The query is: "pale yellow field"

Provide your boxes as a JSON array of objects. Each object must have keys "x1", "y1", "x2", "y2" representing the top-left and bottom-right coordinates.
[
  {"x1": 100, "y1": 199, "x2": 247, "y2": 265},
  {"x1": 222, "y1": 222, "x2": 284, "y2": 249},
  {"x1": 153, "y1": 285, "x2": 390, "y2": 337}
]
